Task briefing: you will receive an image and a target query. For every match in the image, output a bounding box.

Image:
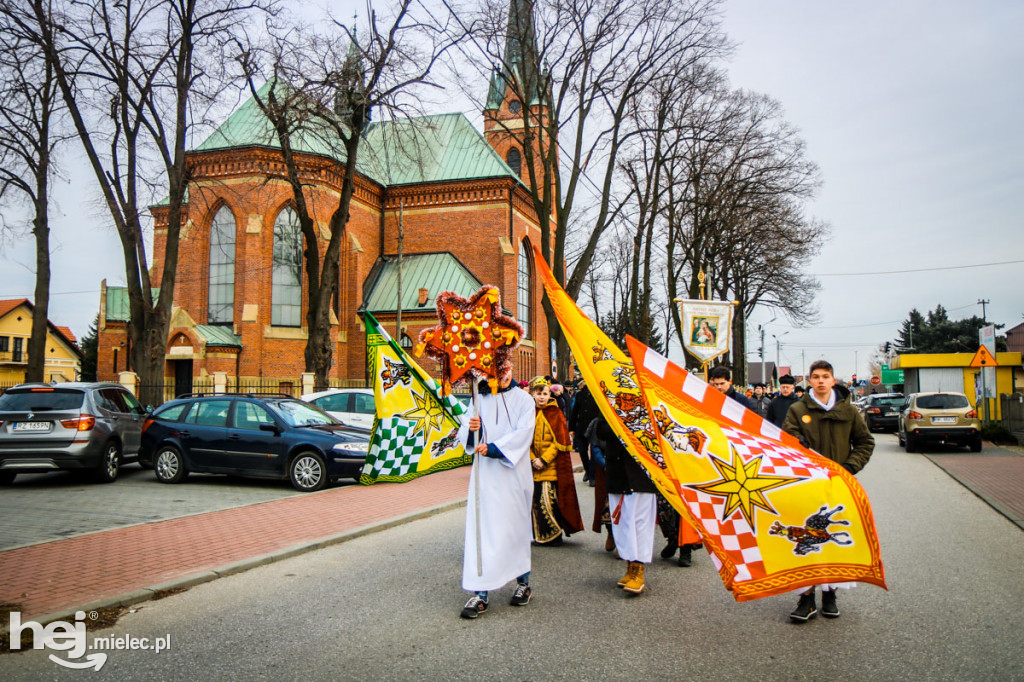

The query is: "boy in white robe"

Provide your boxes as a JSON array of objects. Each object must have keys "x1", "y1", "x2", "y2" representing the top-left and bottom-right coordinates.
[{"x1": 458, "y1": 375, "x2": 537, "y2": 619}]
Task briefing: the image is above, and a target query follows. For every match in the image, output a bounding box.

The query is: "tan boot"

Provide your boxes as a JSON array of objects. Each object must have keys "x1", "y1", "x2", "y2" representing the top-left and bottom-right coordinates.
[
  {"x1": 616, "y1": 561, "x2": 635, "y2": 588},
  {"x1": 605, "y1": 529, "x2": 616, "y2": 552},
  {"x1": 622, "y1": 562, "x2": 646, "y2": 594}
]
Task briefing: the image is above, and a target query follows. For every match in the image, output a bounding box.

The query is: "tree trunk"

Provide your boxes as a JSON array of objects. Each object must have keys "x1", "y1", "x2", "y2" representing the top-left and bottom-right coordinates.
[{"x1": 26, "y1": 177, "x2": 50, "y2": 383}]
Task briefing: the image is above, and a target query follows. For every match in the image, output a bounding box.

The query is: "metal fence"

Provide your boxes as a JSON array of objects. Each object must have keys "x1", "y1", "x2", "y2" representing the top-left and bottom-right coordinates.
[{"x1": 1001, "y1": 393, "x2": 1024, "y2": 440}]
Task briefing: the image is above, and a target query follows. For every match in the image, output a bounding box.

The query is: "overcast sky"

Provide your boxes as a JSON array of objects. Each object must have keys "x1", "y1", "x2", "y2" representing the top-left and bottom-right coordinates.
[{"x1": 1, "y1": 0, "x2": 1020, "y2": 382}]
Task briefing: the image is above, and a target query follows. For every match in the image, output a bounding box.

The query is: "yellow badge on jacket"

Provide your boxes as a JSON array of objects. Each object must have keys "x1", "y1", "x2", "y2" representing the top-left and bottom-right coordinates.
[{"x1": 801, "y1": 414, "x2": 812, "y2": 424}]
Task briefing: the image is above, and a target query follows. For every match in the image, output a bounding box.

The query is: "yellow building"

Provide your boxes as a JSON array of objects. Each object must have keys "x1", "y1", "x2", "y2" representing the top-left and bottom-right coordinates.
[
  {"x1": 0, "y1": 299, "x2": 83, "y2": 385},
  {"x1": 894, "y1": 351, "x2": 1022, "y2": 420}
]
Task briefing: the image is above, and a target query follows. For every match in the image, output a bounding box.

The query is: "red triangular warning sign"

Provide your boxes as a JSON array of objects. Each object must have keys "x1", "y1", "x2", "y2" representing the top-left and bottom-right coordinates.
[{"x1": 969, "y1": 346, "x2": 998, "y2": 368}]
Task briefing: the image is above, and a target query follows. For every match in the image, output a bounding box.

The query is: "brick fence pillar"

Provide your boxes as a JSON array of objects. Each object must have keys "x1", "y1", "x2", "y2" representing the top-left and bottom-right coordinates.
[{"x1": 118, "y1": 371, "x2": 138, "y2": 396}]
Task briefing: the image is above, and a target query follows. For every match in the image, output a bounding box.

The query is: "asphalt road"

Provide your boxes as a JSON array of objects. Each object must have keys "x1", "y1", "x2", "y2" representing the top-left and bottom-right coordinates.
[{"x1": 5, "y1": 434, "x2": 1024, "y2": 680}]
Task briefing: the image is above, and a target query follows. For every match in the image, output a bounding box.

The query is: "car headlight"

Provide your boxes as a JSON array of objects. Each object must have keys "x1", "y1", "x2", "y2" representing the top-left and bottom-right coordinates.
[{"x1": 332, "y1": 441, "x2": 369, "y2": 454}]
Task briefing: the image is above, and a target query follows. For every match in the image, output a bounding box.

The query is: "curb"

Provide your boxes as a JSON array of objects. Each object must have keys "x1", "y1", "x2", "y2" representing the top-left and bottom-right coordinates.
[{"x1": 2, "y1": 498, "x2": 466, "y2": 634}]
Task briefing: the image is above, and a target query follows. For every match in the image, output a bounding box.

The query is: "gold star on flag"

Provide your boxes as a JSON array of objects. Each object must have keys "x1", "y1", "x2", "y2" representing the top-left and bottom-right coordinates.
[
  {"x1": 688, "y1": 444, "x2": 799, "y2": 531},
  {"x1": 401, "y1": 388, "x2": 446, "y2": 440}
]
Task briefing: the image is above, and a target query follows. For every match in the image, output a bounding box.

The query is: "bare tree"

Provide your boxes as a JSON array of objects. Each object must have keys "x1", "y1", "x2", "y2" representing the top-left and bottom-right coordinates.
[
  {"x1": 458, "y1": 0, "x2": 727, "y2": 376},
  {"x1": 5, "y1": 0, "x2": 271, "y2": 404},
  {"x1": 235, "y1": 1, "x2": 459, "y2": 389},
  {"x1": 0, "y1": 13, "x2": 63, "y2": 381}
]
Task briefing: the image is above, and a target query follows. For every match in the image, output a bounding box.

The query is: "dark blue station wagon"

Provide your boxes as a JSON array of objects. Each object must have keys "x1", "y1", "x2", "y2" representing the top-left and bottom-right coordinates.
[{"x1": 140, "y1": 394, "x2": 371, "y2": 492}]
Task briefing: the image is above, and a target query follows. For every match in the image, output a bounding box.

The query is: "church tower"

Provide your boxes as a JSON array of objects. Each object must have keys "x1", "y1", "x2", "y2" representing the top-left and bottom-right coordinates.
[{"x1": 482, "y1": 0, "x2": 553, "y2": 195}]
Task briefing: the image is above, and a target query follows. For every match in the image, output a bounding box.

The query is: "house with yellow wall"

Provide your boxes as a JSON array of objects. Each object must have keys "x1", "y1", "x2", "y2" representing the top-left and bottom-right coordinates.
[
  {"x1": 0, "y1": 299, "x2": 83, "y2": 385},
  {"x1": 893, "y1": 351, "x2": 1022, "y2": 420}
]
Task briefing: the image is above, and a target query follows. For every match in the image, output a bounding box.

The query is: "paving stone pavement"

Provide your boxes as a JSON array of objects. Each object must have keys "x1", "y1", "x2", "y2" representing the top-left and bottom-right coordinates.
[
  {"x1": 927, "y1": 444, "x2": 1024, "y2": 530},
  {"x1": 0, "y1": 465, "x2": 304, "y2": 551}
]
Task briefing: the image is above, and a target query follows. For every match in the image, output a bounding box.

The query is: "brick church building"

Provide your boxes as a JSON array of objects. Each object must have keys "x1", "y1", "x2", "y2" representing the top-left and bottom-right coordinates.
[{"x1": 97, "y1": 1, "x2": 555, "y2": 397}]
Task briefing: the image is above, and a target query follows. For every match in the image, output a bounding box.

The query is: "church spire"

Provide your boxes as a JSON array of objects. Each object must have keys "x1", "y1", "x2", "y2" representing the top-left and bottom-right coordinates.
[{"x1": 485, "y1": 0, "x2": 543, "y2": 111}]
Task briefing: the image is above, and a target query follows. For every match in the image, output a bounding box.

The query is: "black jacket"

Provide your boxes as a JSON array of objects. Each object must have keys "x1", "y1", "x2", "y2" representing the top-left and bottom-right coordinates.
[
  {"x1": 767, "y1": 393, "x2": 800, "y2": 427},
  {"x1": 587, "y1": 417, "x2": 656, "y2": 495},
  {"x1": 569, "y1": 386, "x2": 600, "y2": 438},
  {"x1": 725, "y1": 387, "x2": 755, "y2": 412}
]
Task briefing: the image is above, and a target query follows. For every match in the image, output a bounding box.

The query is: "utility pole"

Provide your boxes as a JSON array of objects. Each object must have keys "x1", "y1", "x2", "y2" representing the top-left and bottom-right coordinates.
[
  {"x1": 978, "y1": 298, "x2": 989, "y2": 324},
  {"x1": 758, "y1": 325, "x2": 766, "y2": 387},
  {"x1": 396, "y1": 199, "x2": 404, "y2": 340}
]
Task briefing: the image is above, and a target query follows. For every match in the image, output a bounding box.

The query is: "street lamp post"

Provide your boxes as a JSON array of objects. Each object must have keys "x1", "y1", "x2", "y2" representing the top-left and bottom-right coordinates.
[{"x1": 772, "y1": 332, "x2": 789, "y2": 388}]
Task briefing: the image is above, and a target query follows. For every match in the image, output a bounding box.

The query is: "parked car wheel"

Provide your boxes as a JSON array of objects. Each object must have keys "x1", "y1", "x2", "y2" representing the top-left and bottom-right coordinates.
[
  {"x1": 290, "y1": 451, "x2": 328, "y2": 492},
  {"x1": 0, "y1": 471, "x2": 16, "y2": 485},
  {"x1": 970, "y1": 436, "x2": 983, "y2": 453},
  {"x1": 905, "y1": 434, "x2": 918, "y2": 453},
  {"x1": 154, "y1": 446, "x2": 188, "y2": 483},
  {"x1": 93, "y1": 441, "x2": 121, "y2": 483}
]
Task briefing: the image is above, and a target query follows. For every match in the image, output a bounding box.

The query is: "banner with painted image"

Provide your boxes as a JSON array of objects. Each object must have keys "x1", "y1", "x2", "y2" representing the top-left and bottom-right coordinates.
[{"x1": 678, "y1": 299, "x2": 733, "y2": 364}]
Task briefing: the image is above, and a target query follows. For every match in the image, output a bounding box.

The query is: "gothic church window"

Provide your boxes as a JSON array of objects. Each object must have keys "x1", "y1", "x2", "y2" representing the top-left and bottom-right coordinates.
[
  {"x1": 272, "y1": 207, "x2": 303, "y2": 327},
  {"x1": 208, "y1": 206, "x2": 236, "y2": 325},
  {"x1": 517, "y1": 241, "x2": 531, "y2": 339},
  {"x1": 507, "y1": 148, "x2": 522, "y2": 177}
]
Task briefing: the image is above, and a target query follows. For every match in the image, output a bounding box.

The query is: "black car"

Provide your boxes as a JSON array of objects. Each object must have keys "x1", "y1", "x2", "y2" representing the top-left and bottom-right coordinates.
[
  {"x1": 139, "y1": 394, "x2": 371, "y2": 492},
  {"x1": 862, "y1": 393, "x2": 905, "y2": 432}
]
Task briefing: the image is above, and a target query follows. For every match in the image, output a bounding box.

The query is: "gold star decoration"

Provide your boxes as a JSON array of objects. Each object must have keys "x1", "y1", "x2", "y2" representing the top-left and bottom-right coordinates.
[
  {"x1": 687, "y1": 444, "x2": 801, "y2": 531},
  {"x1": 415, "y1": 286, "x2": 523, "y2": 391},
  {"x1": 401, "y1": 388, "x2": 447, "y2": 440}
]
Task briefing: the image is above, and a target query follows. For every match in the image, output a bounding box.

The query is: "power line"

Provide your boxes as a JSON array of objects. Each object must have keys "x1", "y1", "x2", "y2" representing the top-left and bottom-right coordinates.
[{"x1": 810, "y1": 259, "x2": 1024, "y2": 277}]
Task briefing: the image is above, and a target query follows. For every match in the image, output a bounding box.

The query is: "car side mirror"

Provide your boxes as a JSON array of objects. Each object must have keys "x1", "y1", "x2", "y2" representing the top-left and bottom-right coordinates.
[{"x1": 259, "y1": 423, "x2": 282, "y2": 435}]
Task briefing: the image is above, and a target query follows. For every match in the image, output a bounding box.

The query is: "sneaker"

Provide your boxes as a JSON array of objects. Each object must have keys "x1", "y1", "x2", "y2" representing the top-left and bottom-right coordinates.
[
  {"x1": 677, "y1": 545, "x2": 692, "y2": 567},
  {"x1": 510, "y1": 583, "x2": 532, "y2": 606},
  {"x1": 789, "y1": 592, "x2": 817, "y2": 623},
  {"x1": 460, "y1": 595, "x2": 488, "y2": 619},
  {"x1": 660, "y1": 540, "x2": 679, "y2": 559},
  {"x1": 821, "y1": 589, "x2": 840, "y2": 618}
]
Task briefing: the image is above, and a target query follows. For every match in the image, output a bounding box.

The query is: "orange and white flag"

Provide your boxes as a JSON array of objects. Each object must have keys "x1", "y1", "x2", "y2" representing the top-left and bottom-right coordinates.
[{"x1": 626, "y1": 336, "x2": 887, "y2": 601}]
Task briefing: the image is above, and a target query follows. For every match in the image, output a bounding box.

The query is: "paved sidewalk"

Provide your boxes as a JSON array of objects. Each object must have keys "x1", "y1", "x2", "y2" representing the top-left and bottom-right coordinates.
[
  {"x1": 0, "y1": 466, "x2": 472, "y2": 627},
  {"x1": 927, "y1": 443, "x2": 1024, "y2": 531}
]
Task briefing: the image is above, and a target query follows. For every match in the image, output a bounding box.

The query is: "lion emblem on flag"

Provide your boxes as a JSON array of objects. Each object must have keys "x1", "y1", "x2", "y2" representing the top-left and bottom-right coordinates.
[
  {"x1": 380, "y1": 357, "x2": 412, "y2": 391},
  {"x1": 769, "y1": 505, "x2": 854, "y2": 556}
]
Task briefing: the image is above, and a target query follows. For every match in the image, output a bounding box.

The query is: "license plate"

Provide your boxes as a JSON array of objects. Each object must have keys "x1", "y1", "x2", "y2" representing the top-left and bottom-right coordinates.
[
  {"x1": 884, "y1": 410, "x2": 896, "y2": 416},
  {"x1": 932, "y1": 416, "x2": 956, "y2": 424},
  {"x1": 12, "y1": 421, "x2": 50, "y2": 431}
]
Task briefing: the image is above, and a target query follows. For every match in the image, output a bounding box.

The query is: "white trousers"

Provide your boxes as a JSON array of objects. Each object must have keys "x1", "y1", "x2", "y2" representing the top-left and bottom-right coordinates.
[{"x1": 608, "y1": 492, "x2": 657, "y2": 564}]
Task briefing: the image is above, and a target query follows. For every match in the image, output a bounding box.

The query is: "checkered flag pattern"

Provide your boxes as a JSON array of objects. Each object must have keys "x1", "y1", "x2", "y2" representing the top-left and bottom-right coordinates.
[
  {"x1": 364, "y1": 417, "x2": 425, "y2": 478},
  {"x1": 680, "y1": 483, "x2": 766, "y2": 582},
  {"x1": 720, "y1": 427, "x2": 832, "y2": 481}
]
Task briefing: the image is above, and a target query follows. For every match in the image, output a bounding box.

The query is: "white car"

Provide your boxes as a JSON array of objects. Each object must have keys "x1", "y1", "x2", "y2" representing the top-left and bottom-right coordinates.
[{"x1": 301, "y1": 388, "x2": 375, "y2": 429}]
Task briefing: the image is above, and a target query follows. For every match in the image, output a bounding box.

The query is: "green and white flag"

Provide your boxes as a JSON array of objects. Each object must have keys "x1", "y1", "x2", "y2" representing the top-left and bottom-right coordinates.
[{"x1": 360, "y1": 312, "x2": 471, "y2": 484}]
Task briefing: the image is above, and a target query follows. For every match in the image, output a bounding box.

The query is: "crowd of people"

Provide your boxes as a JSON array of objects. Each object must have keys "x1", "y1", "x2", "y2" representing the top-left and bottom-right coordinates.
[{"x1": 457, "y1": 359, "x2": 874, "y2": 625}]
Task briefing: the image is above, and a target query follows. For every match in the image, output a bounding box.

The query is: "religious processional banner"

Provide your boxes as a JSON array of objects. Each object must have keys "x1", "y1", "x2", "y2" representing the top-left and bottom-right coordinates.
[
  {"x1": 677, "y1": 298, "x2": 733, "y2": 364},
  {"x1": 625, "y1": 336, "x2": 887, "y2": 601},
  {"x1": 530, "y1": 245, "x2": 683, "y2": 511},
  {"x1": 360, "y1": 312, "x2": 471, "y2": 484}
]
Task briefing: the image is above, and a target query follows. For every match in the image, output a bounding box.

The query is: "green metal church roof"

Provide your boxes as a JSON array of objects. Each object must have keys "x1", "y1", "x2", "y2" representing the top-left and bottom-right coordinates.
[
  {"x1": 192, "y1": 82, "x2": 520, "y2": 188},
  {"x1": 105, "y1": 286, "x2": 160, "y2": 322},
  {"x1": 194, "y1": 325, "x2": 242, "y2": 348},
  {"x1": 361, "y1": 253, "x2": 482, "y2": 314}
]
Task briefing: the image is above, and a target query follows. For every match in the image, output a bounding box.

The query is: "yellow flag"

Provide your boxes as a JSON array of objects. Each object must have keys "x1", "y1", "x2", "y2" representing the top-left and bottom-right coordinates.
[
  {"x1": 531, "y1": 245, "x2": 683, "y2": 510},
  {"x1": 626, "y1": 336, "x2": 886, "y2": 601},
  {"x1": 360, "y1": 313, "x2": 471, "y2": 484}
]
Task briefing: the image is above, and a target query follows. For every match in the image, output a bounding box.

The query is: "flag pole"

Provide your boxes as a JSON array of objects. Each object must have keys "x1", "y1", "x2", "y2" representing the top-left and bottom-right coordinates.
[{"x1": 469, "y1": 379, "x2": 483, "y2": 576}]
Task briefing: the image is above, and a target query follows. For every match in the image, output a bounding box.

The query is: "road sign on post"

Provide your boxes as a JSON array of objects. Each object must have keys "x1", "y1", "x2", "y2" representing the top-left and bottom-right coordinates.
[
  {"x1": 870, "y1": 376, "x2": 881, "y2": 386},
  {"x1": 881, "y1": 368, "x2": 904, "y2": 384}
]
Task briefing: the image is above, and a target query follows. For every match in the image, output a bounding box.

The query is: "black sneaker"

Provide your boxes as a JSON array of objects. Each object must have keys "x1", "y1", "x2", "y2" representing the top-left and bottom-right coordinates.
[
  {"x1": 660, "y1": 540, "x2": 679, "y2": 559},
  {"x1": 677, "y1": 545, "x2": 692, "y2": 567},
  {"x1": 510, "y1": 583, "x2": 531, "y2": 606},
  {"x1": 821, "y1": 589, "x2": 840, "y2": 618},
  {"x1": 460, "y1": 595, "x2": 488, "y2": 619},
  {"x1": 790, "y1": 592, "x2": 818, "y2": 623}
]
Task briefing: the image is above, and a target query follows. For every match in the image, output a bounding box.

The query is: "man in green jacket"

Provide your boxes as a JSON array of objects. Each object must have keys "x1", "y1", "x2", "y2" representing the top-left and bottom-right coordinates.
[{"x1": 782, "y1": 359, "x2": 875, "y2": 622}]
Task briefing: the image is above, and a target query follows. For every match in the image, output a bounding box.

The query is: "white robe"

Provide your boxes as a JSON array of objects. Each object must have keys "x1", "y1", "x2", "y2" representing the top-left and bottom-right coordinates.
[
  {"x1": 608, "y1": 492, "x2": 657, "y2": 564},
  {"x1": 459, "y1": 386, "x2": 536, "y2": 592}
]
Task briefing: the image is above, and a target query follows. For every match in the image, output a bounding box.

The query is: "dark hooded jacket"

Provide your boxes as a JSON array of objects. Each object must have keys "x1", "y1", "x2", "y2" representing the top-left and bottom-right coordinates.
[
  {"x1": 586, "y1": 416, "x2": 656, "y2": 495},
  {"x1": 782, "y1": 384, "x2": 875, "y2": 474},
  {"x1": 767, "y1": 392, "x2": 801, "y2": 427}
]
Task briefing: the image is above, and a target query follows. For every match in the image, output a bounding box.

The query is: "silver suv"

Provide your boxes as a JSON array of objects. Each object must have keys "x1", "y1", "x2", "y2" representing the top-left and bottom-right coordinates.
[{"x1": 0, "y1": 382, "x2": 145, "y2": 484}]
